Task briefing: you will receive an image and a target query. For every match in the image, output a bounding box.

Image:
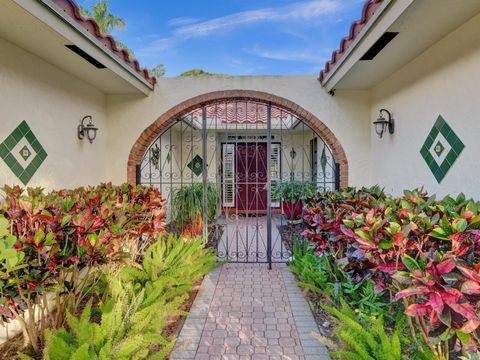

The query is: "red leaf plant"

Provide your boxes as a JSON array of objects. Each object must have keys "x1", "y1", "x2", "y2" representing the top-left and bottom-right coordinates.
[
  {"x1": 302, "y1": 187, "x2": 480, "y2": 355},
  {"x1": 0, "y1": 183, "x2": 166, "y2": 353}
]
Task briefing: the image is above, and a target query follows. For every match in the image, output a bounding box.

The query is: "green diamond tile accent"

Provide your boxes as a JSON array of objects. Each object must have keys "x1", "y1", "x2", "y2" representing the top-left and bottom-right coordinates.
[
  {"x1": 187, "y1": 155, "x2": 204, "y2": 176},
  {"x1": 420, "y1": 115, "x2": 464, "y2": 184},
  {"x1": 0, "y1": 121, "x2": 47, "y2": 185},
  {"x1": 433, "y1": 141, "x2": 445, "y2": 156},
  {"x1": 19, "y1": 145, "x2": 31, "y2": 161}
]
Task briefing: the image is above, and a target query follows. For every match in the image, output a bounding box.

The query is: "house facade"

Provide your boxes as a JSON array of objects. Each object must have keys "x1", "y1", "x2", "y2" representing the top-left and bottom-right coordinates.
[{"x1": 2, "y1": 0, "x2": 480, "y2": 231}]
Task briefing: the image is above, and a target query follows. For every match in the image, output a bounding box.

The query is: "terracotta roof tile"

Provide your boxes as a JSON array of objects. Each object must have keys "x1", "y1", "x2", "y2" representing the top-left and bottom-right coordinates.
[
  {"x1": 51, "y1": 0, "x2": 156, "y2": 86},
  {"x1": 318, "y1": 0, "x2": 384, "y2": 84},
  {"x1": 190, "y1": 102, "x2": 290, "y2": 123}
]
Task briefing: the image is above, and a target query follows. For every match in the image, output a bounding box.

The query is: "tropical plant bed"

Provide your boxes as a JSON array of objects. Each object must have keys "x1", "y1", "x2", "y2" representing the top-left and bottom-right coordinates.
[
  {"x1": 0, "y1": 183, "x2": 219, "y2": 359},
  {"x1": 292, "y1": 186, "x2": 480, "y2": 359},
  {"x1": 1, "y1": 332, "x2": 27, "y2": 359},
  {"x1": 0, "y1": 282, "x2": 203, "y2": 359},
  {"x1": 163, "y1": 281, "x2": 201, "y2": 338}
]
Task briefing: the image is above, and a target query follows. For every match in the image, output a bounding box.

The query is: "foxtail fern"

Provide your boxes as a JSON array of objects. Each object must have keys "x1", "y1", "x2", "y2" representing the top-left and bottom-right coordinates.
[
  {"x1": 44, "y1": 234, "x2": 219, "y2": 359},
  {"x1": 324, "y1": 299, "x2": 403, "y2": 360}
]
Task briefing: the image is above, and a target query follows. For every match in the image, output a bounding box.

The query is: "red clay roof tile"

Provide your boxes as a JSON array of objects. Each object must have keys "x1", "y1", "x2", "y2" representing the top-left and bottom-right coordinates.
[
  {"x1": 318, "y1": 0, "x2": 384, "y2": 84},
  {"x1": 51, "y1": 0, "x2": 156, "y2": 86}
]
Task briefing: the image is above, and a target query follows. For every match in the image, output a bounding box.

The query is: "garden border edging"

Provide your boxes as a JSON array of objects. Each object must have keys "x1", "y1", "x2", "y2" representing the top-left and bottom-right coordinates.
[{"x1": 170, "y1": 267, "x2": 221, "y2": 359}]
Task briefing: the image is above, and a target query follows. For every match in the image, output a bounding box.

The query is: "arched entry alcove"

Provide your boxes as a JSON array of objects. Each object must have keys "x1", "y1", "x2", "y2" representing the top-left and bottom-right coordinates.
[{"x1": 127, "y1": 90, "x2": 348, "y2": 267}]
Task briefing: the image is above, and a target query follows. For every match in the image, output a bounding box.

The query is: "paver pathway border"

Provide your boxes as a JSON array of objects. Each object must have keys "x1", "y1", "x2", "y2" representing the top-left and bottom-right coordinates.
[
  {"x1": 280, "y1": 266, "x2": 330, "y2": 360},
  {"x1": 171, "y1": 267, "x2": 222, "y2": 359},
  {"x1": 170, "y1": 264, "x2": 329, "y2": 360}
]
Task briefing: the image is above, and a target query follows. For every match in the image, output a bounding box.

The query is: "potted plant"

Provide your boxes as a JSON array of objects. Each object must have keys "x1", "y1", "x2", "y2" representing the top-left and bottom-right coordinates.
[
  {"x1": 173, "y1": 183, "x2": 219, "y2": 237},
  {"x1": 271, "y1": 181, "x2": 315, "y2": 224}
]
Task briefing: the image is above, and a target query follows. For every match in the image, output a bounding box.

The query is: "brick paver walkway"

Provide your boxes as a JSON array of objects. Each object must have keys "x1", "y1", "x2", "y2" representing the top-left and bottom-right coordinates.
[{"x1": 170, "y1": 264, "x2": 329, "y2": 360}]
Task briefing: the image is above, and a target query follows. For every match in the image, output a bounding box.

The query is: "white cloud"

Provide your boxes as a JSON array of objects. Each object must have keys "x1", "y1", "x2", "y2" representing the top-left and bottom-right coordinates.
[
  {"x1": 138, "y1": 0, "x2": 342, "y2": 55},
  {"x1": 244, "y1": 46, "x2": 330, "y2": 63},
  {"x1": 167, "y1": 17, "x2": 200, "y2": 27},
  {"x1": 173, "y1": 0, "x2": 340, "y2": 39}
]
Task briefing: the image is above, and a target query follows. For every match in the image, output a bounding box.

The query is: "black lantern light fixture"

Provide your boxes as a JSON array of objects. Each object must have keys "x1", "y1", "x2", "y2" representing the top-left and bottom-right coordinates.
[
  {"x1": 290, "y1": 147, "x2": 297, "y2": 159},
  {"x1": 78, "y1": 115, "x2": 98, "y2": 144},
  {"x1": 373, "y1": 108, "x2": 394, "y2": 138}
]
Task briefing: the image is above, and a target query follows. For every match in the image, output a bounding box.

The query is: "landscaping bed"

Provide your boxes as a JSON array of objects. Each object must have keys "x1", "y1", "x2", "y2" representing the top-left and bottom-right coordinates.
[
  {"x1": 278, "y1": 222, "x2": 304, "y2": 255},
  {"x1": 0, "y1": 281, "x2": 204, "y2": 359},
  {"x1": 0, "y1": 184, "x2": 218, "y2": 359},
  {"x1": 289, "y1": 186, "x2": 480, "y2": 359}
]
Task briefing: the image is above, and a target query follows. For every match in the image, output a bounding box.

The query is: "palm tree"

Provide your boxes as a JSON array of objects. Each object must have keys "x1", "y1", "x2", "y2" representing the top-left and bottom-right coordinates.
[
  {"x1": 80, "y1": 0, "x2": 125, "y2": 34},
  {"x1": 150, "y1": 64, "x2": 166, "y2": 77},
  {"x1": 80, "y1": 1, "x2": 165, "y2": 76}
]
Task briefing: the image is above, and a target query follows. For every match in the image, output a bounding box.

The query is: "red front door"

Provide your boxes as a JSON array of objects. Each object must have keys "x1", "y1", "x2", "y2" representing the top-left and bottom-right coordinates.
[{"x1": 235, "y1": 143, "x2": 268, "y2": 213}]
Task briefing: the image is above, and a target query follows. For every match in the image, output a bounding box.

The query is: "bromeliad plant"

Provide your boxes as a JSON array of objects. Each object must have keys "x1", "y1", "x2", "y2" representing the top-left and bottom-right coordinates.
[{"x1": 0, "y1": 183, "x2": 167, "y2": 354}]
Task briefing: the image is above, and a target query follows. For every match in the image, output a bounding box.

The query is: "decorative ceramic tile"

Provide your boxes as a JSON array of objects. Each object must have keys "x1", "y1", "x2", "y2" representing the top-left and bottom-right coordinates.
[
  {"x1": 187, "y1": 155, "x2": 204, "y2": 176},
  {"x1": 0, "y1": 121, "x2": 47, "y2": 185},
  {"x1": 420, "y1": 115, "x2": 464, "y2": 183}
]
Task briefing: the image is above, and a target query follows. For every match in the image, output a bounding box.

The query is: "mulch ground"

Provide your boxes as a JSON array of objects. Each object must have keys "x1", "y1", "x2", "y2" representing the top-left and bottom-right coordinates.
[
  {"x1": 278, "y1": 223, "x2": 305, "y2": 254},
  {"x1": 303, "y1": 288, "x2": 338, "y2": 344}
]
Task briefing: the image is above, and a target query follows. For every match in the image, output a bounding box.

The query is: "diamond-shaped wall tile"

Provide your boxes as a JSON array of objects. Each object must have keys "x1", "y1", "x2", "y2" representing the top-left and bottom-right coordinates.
[
  {"x1": 19, "y1": 145, "x2": 31, "y2": 161},
  {"x1": 433, "y1": 141, "x2": 444, "y2": 156},
  {"x1": 0, "y1": 121, "x2": 47, "y2": 185},
  {"x1": 420, "y1": 115, "x2": 464, "y2": 183},
  {"x1": 187, "y1": 155, "x2": 204, "y2": 176}
]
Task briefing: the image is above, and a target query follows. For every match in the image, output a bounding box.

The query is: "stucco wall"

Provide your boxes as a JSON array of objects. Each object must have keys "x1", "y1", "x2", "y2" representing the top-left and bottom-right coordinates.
[
  {"x1": 106, "y1": 76, "x2": 371, "y2": 187},
  {"x1": 0, "y1": 37, "x2": 107, "y2": 189},
  {"x1": 371, "y1": 11, "x2": 480, "y2": 198}
]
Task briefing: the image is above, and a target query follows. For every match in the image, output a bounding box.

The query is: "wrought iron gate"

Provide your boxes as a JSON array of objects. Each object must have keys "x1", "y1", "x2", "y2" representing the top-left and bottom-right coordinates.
[{"x1": 137, "y1": 100, "x2": 339, "y2": 267}]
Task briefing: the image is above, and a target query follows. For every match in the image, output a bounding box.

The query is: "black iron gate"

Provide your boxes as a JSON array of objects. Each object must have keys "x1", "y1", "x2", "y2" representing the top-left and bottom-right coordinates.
[{"x1": 137, "y1": 100, "x2": 339, "y2": 267}]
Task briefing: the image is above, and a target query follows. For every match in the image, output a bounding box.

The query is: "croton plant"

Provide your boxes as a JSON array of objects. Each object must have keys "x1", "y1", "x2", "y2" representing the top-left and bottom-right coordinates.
[
  {"x1": 0, "y1": 183, "x2": 166, "y2": 352},
  {"x1": 302, "y1": 186, "x2": 480, "y2": 354}
]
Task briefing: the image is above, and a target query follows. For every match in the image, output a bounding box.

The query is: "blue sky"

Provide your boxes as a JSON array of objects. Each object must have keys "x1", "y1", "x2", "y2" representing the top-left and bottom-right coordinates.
[{"x1": 78, "y1": 0, "x2": 365, "y2": 77}]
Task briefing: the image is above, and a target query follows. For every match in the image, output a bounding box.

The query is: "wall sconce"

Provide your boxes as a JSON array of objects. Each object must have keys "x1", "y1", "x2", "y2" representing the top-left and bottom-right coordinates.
[
  {"x1": 373, "y1": 109, "x2": 394, "y2": 138},
  {"x1": 290, "y1": 147, "x2": 297, "y2": 159},
  {"x1": 78, "y1": 115, "x2": 98, "y2": 144}
]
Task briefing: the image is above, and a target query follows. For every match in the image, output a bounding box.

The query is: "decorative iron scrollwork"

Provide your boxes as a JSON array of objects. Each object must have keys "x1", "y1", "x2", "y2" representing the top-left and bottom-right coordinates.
[
  {"x1": 150, "y1": 144, "x2": 160, "y2": 170},
  {"x1": 138, "y1": 100, "x2": 340, "y2": 265}
]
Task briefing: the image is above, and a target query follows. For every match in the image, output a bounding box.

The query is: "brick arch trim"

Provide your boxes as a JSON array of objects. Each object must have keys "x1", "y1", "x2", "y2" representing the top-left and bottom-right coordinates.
[{"x1": 127, "y1": 90, "x2": 348, "y2": 187}]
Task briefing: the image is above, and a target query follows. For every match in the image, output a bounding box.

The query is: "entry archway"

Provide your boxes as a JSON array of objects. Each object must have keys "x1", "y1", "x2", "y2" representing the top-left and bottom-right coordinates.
[{"x1": 127, "y1": 91, "x2": 348, "y2": 266}]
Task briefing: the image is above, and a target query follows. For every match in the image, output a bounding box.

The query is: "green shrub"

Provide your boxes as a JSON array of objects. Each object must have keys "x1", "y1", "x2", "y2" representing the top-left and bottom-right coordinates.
[
  {"x1": 289, "y1": 239, "x2": 336, "y2": 296},
  {"x1": 324, "y1": 300, "x2": 403, "y2": 360},
  {"x1": 290, "y1": 239, "x2": 391, "y2": 317},
  {"x1": 43, "y1": 234, "x2": 219, "y2": 359},
  {"x1": 116, "y1": 233, "x2": 218, "y2": 304},
  {"x1": 43, "y1": 285, "x2": 180, "y2": 360}
]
